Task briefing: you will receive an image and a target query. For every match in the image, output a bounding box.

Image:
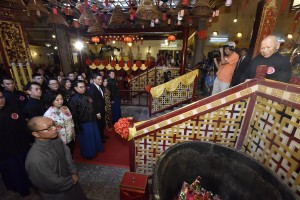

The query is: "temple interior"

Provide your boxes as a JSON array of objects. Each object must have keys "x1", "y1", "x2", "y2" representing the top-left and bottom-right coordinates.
[{"x1": 0, "y1": 0, "x2": 299, "y2": 200}]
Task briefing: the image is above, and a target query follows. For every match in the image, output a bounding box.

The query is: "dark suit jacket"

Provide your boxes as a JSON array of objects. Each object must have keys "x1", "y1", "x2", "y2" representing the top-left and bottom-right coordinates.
[
  {"x1": 87, "y1": 84, "x2": 105, "y2": 116},
  {"x1": 230, "y1": 56, "x2": 252, "y2": 87}
]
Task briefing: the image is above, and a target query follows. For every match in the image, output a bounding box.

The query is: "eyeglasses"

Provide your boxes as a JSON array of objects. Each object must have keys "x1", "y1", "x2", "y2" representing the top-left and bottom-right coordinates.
[{"x1": 35, "y1": 123, "x2": 55, "y2": 132}]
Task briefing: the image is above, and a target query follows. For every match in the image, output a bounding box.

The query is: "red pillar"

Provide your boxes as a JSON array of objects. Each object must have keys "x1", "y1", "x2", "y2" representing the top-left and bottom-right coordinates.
[{"x1": 180, "y1": 27, "x2": 189, "y2": 75}]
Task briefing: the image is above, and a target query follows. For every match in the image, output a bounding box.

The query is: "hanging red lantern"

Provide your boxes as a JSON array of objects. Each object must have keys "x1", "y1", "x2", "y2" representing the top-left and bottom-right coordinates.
[
  {"x1": 124, "y1": 36, "x2": 133, "y2": 43},
  {"x1": 162, "y1": 12, "x2": 167, "y2": 21},
  {"x1": 127, "y1": 60, "x2": 133, "y2": 68},
  {"x1": 86, "y1": 58, "x2": 93, "y2": 65},
  {"x1": 92, "y1": 4, "x2": 97, "y2": 12},
  {"x1": 94, "y1": 59, "x2": 101, "y2": 66},
  {"x1": 196, "y1": 30, "x2": 207, "y2": 40},
  {"x1": 91, "y1": 36, "x2": 100, "y2": 44},
  {"x1": 110, "y1": 60, "x2": 116, "y2": 67},
  {"x1": 167, "y1": 35, "x2": 176, "y2": 42},
  {"x1": 119, "y1": 59, "x2": 125, "y2": 67},
  {"x1": 182, "y1": 0, "x2": 188, "y2": 6},
  {"x1": 102, "y1": 58, "x2": 108, "y2": 66},
  {"x1": 52, "y1": 7, "x2": 58, "y2": 15},
  {"x1": 136, "y1": 60, "x2": 142, "y2": 68}
]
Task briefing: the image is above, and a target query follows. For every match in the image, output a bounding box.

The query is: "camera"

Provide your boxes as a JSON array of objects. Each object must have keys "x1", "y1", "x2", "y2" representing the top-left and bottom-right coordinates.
[{"x1": 208, "y1": 49, "x2": 221, "y2": 60}]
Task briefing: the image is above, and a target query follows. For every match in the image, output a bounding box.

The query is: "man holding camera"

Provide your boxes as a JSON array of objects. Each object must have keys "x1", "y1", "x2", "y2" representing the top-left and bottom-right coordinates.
[{"x1": 212, "y1": 42, "x2": 239, "y2": 95}]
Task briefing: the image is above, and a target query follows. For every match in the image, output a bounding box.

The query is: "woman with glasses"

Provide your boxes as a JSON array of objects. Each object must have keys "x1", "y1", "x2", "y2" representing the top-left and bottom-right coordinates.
[{"x1": 44, "y1": 92, "x2": 75, "y2": 154}]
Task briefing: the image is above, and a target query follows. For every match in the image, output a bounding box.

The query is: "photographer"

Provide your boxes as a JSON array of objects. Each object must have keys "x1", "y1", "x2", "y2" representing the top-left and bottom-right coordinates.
[{"x1": 212, "y1": 42, "x2": 239, "y2": 95}]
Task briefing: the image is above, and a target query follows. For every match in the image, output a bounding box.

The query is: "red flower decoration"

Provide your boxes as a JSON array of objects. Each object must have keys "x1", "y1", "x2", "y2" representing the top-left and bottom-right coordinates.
[
  {"x1": 136, "y1": 60, "x2": 142, "y2": 68},
  {"x1": 110, "y1": 60, "x2": 116, "y2": 67},
  {"x1": 94, "y1": 59, "x2": 101, "y2": 66},
  {"x1": 145, "y1": 85, "x2": 151, "y2": 93},
  {"x1": 85, "y1": 58, "x2": 93, "y2": 65},
  {"x1": 119, "y1": 59, "x2": 125, "y2": 67},
  {"x1": 127, "y1": 60, "x2": 133, "y2": 68},
  {"x1": 114, "y1": 118, "x2": 131, "y2": 139},
  {"x1": 102, "y1": 58, "x2": 109, "y2": 66}
]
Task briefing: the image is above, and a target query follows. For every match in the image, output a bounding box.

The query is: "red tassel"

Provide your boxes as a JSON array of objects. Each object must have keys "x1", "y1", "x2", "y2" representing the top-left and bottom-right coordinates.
[
  {"x1": 105, "y1": 0, "x2": 108, "y2": 6},
  {"x1": 79, "y1": 5, "x2": 83, "y2": 13},
  {"x1": 280, "y1": 0, "x2": 287, "y2": 12},
  {"x1": 84, "y1": 0, "x2": 88, "y2": 8},
  {"x1": 162, "y1": 13, "x2": 167, "y2": 21},
  {"x1": 92, "y1": 4, "x2": 97, "y2": 12},
  {"x1": 52, "y1": 7, "x2": 58, "y2": 14},
  {"x1": 182, "y1": 0, "x2": 188, "y2": 6},
  {"x1": 242, "y1": 0, "x2": 247, "y2": 15}
]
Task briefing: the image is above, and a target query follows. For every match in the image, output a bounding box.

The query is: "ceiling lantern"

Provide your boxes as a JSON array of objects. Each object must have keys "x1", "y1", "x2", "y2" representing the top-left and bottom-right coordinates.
[
  {"x1": 109, "y1": 5, "x2": 127, "y2": 28},
  {"x1": 136, "y1": 0, "x2": 161, "y2": 21},
  {"x1": 91, "y1": 36, "x2": 100, "y2": 44},
  {"x1": 167, "y1": 35, "x2": 176, "y2": 42},
  {"x1": 124, "y1": 36, "x2": 133, "y2": 43}
]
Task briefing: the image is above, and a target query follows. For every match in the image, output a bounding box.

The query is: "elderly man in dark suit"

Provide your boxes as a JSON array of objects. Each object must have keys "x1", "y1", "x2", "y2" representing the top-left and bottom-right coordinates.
[
  {"x1": 88, "y1": 73, "x2": 108, "y2": 143},
  {"x1": 230, "y1": 48, "x2": 251, "y2": 87}
]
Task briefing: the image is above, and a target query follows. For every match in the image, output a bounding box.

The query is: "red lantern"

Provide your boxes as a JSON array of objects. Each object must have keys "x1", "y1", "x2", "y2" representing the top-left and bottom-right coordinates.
[
  {"x1": 127, "y1": 60, "x2": 133, "y2": 68},
  {"x1": 110, "y1": 60, "x2": 116, "y2": 67},
  {"x1": 86, "y1": 58, "x2": 92, "y2": 65},
  {"x1": 196, "y1": 30, "x2": 207, "y2": 40},
  {"x1": 136, "y1": 60, "x2": 142, "y2": 68},
  {"x1": 119, "y1": 59, "x2": 125, "y2": 67},
  {"x1": 91, "y1": 36, "x2": 100, "y2": 44},
  {"x1": 92, "y1": 4, "x2": 97, "y2": 12},
  {"x1": 94, "y1": 59, "x2": 101, "y2": 66},
  {"x1": 102, "y1": 58, "x2": 108, "y2": 66},
  {"x1": 182, "y1": 0, "x2": 188, "y2": 6},
  {"x1": 167, "y1": 35, "x2": 176, "y2": 42},
  {"x1": 124, "y1": 36, "x2": 133, "y2": 43},
  {"x1": 162, "y1": 13, "x2": 167, "y2": 21},
  {"x1": 52, "y1": 7, "x2": 58, "y2": 15}
]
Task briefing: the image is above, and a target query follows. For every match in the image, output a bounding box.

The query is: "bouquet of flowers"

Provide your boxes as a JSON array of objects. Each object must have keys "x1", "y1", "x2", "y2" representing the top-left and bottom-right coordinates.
[{"x1": 114, "y1": 118, "x2": 131, "y2": 139}]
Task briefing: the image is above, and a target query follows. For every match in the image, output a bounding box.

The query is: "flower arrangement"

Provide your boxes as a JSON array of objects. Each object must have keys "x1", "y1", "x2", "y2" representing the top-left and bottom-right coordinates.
[{"x1": 114, "y1": 118, "x2": 131, "y2": 139}]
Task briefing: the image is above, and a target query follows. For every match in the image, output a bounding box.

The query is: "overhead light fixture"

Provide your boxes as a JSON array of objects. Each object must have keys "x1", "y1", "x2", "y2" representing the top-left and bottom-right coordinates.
[
  {"x1": 225, "y1": 0, "x2": 232, "y2": 6},
  {"x1": 52, "y1": 34, "x2": 56, "y2": 38},
  {"x1": 127, "y1": 42, "x2": 132, "y2": 47},
  {"x1": 74, "y1": 40, "x2": 84, "y2": 50},
  {"x1": 209, "y1": 37, "x2": 228, "y2": 43},
  {"x1": 233, "y1": 18, "x2": 238, "y2": 23},
  {"x1": 54, "y1": 46, "x2": 58, "y2": 50},
  {"x1": 287, "y1": 34, "x2": 293, "y2": 39},
  {"x1": 237, "y1": 32, "x2": 242, "y2": 37},
  {"x1": 212, "y1": 31, "x2": 218, "y2": 36},
  {"x1": 45, "y1": 43, "x2": 51, "y2": 47}
]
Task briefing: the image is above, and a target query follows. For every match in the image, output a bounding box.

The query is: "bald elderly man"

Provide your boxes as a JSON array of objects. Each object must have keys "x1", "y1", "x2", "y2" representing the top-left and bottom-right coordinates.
[
  {"x1": 26, "y1": 116, "x2": 87, "y2": 200},
  {"x1": 242, "y1": 35, "x2": 291, "y2": 83}
]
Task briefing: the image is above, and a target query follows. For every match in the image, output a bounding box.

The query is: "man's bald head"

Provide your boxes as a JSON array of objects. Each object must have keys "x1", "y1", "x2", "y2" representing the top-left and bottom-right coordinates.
[
  {"x1": 27, "y1": 116, "x2": 58, "y2": 140},
  {"x1": 260, "y1": 35, "x2": 280, "y2": 58},
  {"x1": 27, "y1": 116, "x2": 49, "y2": 132}
]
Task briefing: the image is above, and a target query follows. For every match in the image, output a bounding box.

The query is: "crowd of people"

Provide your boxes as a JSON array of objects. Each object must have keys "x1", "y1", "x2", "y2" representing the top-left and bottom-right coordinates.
[
  {"x1": 197, "y1": 35, "x2": 292, "y2": 96},
  {"x1": 0, "y1": 69, "x2": 123, "y2": 199}
]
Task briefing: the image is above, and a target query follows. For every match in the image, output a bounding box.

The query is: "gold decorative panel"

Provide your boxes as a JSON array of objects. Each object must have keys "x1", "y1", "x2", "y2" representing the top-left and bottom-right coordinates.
[
  {"x1": 135, "y1": 99, "x2": 249, "y2": 174},
  {"x1": 0, "y1": 20, "x2": 29, "y2": 64},
  {"x1": 243, "y1": 96, "x2": 300, "y2": 196}
]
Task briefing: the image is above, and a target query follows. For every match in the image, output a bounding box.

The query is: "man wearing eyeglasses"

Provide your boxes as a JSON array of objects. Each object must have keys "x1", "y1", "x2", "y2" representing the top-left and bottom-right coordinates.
[{"x1": 26, "y1": 116, "x2": 87, "y2": 200}]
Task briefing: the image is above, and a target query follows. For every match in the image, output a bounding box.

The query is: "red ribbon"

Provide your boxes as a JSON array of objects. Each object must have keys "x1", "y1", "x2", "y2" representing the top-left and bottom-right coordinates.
[{"x1": 280, "y1": 0, "x2": 287, "y2": 12}]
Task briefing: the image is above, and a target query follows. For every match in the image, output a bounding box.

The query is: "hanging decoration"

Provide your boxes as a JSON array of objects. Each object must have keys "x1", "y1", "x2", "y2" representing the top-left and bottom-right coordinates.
[
  {"x1": 86, "y1": 58, "x2": 93, "y2": 65},
  {"x1": 167, "y1": 35, "x2": 176, "y2": 42},
  {"x1": 102, "y1": 58, "x2": 109, "y2": 66},
  {"x1": 110, "y1": 59, "x2": 116, "y2": 68},
  {"x1": 136, "y1": 60, "x2": 142, "y2": 68},
  {"x1": 91, "y1": 36, "x2": 100, "y2": 44},
  {"x1": 197, "y1": 30, "x2": 208, "y2": 40},
  {"x1": 94, "y1": 59, "x2": 101, "y2": 66},
  {"x1": 127, "y1": 60, "x2": 134, "y2": 68},
  {"x1": 124, "y1": 36, "x2": 133, "y2": 44}
]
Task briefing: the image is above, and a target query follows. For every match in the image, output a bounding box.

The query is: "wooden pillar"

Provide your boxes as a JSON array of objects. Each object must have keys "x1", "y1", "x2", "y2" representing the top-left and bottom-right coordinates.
[
  {"x1": 180, "y1": 27, "x2": 189, "y2": 75},
  {"x1": 249, "y1": 0, "x2": 279, "y2": 58},
  {"x1": 193, "y1": 19, "x2": 207, "y2": 66},
  {"x1": 54, "y1": 25, "x2": 73, "y2": 74}
]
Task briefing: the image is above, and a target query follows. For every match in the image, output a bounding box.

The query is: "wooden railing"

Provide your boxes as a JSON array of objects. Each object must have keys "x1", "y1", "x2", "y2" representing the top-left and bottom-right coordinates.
[
  {"x1": 148, "y1": 69, "x2": 198, "y2": 116},
  {"x1": 128, "y1": 79, "x2": 300, "y2": 197}
]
